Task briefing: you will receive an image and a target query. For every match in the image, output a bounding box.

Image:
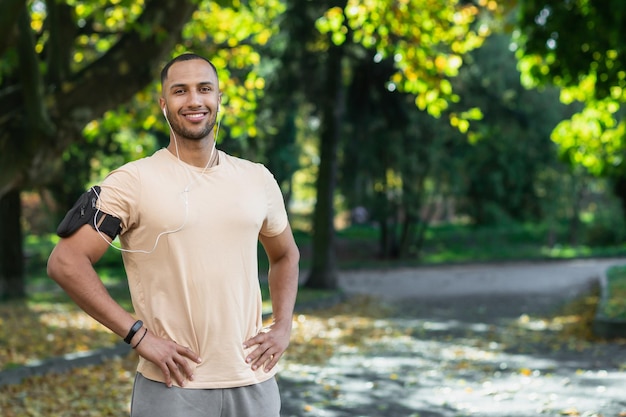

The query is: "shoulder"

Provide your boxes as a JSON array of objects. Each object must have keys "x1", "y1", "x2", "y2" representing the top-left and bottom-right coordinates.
[
  {"x1": 104, "y1": 149, "x2": 170, "y2": 180},
  {"x1": 220, "y1": 151, "x2": 270, "y2": 176},
  {"x1": 126, "y1": 148, "x2": 171, "y2": 171}
]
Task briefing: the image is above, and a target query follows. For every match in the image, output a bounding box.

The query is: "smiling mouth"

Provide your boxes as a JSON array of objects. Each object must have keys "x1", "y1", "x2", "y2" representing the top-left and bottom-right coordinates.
[{"x1": 184, "y1": 112, "x2": 208, "y2": 121}]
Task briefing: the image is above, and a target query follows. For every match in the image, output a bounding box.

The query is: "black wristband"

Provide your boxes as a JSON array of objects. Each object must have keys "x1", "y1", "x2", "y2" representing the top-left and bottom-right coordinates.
[
  {"x1": 124, "y1": 320, "x2": 143, "y2": 344},
  {"x1": 132, "y1": 328, "x2": 148, "y2": 349}
]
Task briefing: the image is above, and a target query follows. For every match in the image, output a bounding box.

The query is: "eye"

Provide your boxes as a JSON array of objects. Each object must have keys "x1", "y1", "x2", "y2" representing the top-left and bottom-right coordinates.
[
  {"x1": 200, "y1": 86, "x2": 212, "y2": 93},
  {"x1": 174, "y1": 88, "x2": 185, "y2": 95}
]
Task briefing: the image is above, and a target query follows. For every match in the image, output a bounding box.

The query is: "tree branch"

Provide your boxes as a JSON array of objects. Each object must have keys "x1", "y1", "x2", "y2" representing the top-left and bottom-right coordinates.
[
  {"x1": 0, "y1": 0, "x2": 198, "y2": 197},
  {"x1": 54, "y1": 0, "x2": 197, "y2": 126}
]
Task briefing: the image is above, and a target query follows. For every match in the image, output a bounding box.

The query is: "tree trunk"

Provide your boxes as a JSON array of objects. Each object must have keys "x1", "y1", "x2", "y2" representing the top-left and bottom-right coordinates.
[
  {"x1": 305, "y1": 37, "x2": 345, "y2": 290},
  {"x1": 567, "y1": 176, "x2": 586, "y2": 246},
  {"x1": 0, "y1": 190, "x2": 25, "y2": 300},
  {"x1": 613, "y1": 175, "x2": 626, "y2": 225}
]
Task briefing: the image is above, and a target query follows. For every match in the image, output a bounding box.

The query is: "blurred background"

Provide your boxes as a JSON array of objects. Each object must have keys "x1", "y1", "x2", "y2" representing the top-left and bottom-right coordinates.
[{"x1": 1, "y1": 0, "x2": 626, "y2": 298}]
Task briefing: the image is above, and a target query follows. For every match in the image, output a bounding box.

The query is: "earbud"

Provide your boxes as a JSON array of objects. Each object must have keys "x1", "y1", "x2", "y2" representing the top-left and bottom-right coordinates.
[
  {"x1": 162, "y1": 108, "x2": 167, "y2": 118},
  {"x1": 217, "y1": 104, "x2": 221, "y2": 113}
]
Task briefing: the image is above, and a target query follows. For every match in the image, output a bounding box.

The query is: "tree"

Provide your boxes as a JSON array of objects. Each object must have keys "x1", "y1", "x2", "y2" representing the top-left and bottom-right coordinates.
[
  {"x1": 513, "y1": 0, "x2": 626, "y2": 211},
  {"x1": 340, "y1": 54, "x2": 452, "y2": 260},
  {"x1": 0, "y1": 0, "x2": 281, "y2": 299},
  {"x1": 0, "y1": 191, "x2": 24, "y2": 299},
  {"x1": 515, "y1": 0, "x2": 626, "y2": 100},
  {"x1": 452, "y1": 34, "x2": 572, "y2": 225},
  {"x1": 0, "y1": 0, "x2": 198, "y2": 198},
  {"x1": 0, "y1": 0, "x2": 197, "y2": 299},
  {"x1": 301, "y1": 0, "x2": 497, "y2": 284},
  {"x1": 306, "y1": 7, "x2": 346, "y2": 289},
  {"x1": 241, "y1": 0, "x2": 351, "y2": 290},
  {"x1": 254, "y1": 0, "x2": 320, "y2": 209}
]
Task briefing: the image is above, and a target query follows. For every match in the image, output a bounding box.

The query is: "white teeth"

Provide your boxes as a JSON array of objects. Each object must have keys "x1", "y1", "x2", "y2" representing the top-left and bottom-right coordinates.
[{"x1": 186, "y1": 113, "x2": 205, "y2": 120}]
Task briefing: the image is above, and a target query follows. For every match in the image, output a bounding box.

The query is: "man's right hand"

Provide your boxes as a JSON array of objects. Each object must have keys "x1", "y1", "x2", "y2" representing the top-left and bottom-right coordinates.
[{"x1": 134, "y1": 331, "x2": 202, "y2": 388}]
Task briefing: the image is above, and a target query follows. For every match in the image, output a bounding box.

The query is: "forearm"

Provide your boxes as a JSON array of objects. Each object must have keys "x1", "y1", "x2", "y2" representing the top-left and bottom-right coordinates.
[
  {"x1": 47, "y1": 244, "x2": 137, "y2": 341},
  {"x1": 267, "y1": 255, "x2": 299, "y2": 326},
  {"x1": 48, "y1": 242, "x2": 201, "y2": 386}
]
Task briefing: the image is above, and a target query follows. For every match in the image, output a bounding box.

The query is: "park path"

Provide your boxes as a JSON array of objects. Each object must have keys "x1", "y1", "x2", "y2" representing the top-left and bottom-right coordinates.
[
  {"x1": 338, "y1": 257, "x2": 626, "y2": 300},
  {"x1": 279, "y1": 257, "x2": 626, "y2": 417}
]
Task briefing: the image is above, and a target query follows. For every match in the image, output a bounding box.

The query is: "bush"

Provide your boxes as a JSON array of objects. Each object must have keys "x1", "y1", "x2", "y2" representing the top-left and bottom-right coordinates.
[
  {"x1": 584, "y1": 217, "x2": 626, "y2": 247},
  {"x1": 601, "y1": 265, "x2": 626, "y2": 320}
]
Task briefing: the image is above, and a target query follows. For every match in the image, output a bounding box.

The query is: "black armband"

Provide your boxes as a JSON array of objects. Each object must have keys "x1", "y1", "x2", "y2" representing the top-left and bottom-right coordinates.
[{"x1": 56, "y1": 186, "x2": 122, "y2": 240}]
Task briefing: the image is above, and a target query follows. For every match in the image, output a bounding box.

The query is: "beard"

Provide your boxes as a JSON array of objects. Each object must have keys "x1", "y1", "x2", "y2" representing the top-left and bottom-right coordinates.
[{"x1": 168, "y1": 112, "x2": 217, "y2": 141}]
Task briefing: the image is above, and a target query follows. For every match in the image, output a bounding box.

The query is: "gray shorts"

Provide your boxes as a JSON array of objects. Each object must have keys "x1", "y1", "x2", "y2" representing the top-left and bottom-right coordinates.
[{"x1": 130, "y1": 373, "x2": 281, "y2": 417}]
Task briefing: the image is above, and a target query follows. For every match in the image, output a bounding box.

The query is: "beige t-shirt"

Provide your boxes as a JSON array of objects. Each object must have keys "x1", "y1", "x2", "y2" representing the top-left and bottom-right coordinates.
[{"x1": 98, "y1": 148, "x2": 288, "y2": 388}]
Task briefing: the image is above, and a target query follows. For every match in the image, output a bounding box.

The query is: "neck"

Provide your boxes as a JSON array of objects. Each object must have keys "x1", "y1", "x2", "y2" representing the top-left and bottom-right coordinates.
[{"x1": 167, "y1": 137, "x2": 218, "y2": 169}]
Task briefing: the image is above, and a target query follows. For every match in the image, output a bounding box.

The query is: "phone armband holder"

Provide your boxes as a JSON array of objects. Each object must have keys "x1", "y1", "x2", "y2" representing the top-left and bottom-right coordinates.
[{"x1": 56, "y1": 186, "x2": 122, "y2": 240}]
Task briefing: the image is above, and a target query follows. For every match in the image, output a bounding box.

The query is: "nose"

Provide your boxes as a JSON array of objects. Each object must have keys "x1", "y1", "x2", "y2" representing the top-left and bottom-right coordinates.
[{"x1": 187, "y1": 90, "x2": 202, "y2": 107}]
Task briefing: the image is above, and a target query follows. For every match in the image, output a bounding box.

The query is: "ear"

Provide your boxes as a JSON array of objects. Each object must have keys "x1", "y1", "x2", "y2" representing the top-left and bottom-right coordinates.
[{"x1": 159, "y1": 98, "x2": 167, "y2": 117}]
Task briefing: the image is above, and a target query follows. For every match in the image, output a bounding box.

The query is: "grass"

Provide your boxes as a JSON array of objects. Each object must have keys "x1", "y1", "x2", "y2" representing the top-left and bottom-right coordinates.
[
  {"x1": 326, "y1": 221, "x2": 626, "y2": 271},
  {"x1": 420, "y1": 221, "x2": 626, "y2": 263},
  {"x1": 601, "y1": 265, "x2": 626, "y2": 320}
]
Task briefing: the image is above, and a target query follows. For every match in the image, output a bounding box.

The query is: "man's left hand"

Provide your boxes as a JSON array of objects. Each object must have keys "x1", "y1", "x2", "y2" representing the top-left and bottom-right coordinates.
[{"x1": 243, "y1": 321, "x2": 292, "y2": 372}]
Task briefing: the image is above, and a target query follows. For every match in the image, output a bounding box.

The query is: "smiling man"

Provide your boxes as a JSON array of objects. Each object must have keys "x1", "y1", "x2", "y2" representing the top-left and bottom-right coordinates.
[{"x1": 47, "y1": 53, "x2": 300, "y2": 417}]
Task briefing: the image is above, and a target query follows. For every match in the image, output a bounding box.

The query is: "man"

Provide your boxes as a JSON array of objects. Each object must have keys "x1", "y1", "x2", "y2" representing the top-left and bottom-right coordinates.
[{"x1": 47, "y1": 52, "x2": 300, "y2": 417}]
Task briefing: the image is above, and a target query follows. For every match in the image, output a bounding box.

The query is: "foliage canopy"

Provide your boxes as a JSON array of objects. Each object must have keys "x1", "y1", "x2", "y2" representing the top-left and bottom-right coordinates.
[{"x1": 514, "y1": 0, "x2": 626, "y2": 179}]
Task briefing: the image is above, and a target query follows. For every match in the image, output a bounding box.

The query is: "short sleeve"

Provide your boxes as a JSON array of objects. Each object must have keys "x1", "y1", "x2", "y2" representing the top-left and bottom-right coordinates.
[
  {"x1": 260, "y1": 166, "x2": 288, "y2": 237},
  {"x1": 98, "y1": 164, "x2": 141, "y2": 235}
]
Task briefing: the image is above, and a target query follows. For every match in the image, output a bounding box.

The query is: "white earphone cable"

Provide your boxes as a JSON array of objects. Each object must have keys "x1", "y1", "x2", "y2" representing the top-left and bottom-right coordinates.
[
  {"x1": 92, "y1": 185, "x2": 189, "y2": 254},
  {"x1": 92, "y1": 109, "x2": 221, "y2": 254}
]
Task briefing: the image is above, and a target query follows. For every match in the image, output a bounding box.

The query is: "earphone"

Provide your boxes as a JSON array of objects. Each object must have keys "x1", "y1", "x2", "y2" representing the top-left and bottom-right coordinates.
[{"x1": 93, "y1": 104, "x2": 222, "y2": 254}]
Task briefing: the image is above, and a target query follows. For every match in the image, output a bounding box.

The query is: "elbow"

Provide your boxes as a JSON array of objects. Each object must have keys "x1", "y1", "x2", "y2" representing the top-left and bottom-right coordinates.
[
  {"x1": 46, "y1": 249, "x2": 62, "y2": 283},
  {"x1": 270, "y1": 246, "x2": 300, "y2": 275},
  {"x1": 293, "y1": 247, "x2": 301, "y2": 268},
  {"x1": 289, "y1": 248, "x2": 300, "y2": 280},
  {"x1": 46, "y1": 246, "x2": 77, "y2": 285},
  {"x1": 285, "y1": 245, "x2": 300, "y2": 270}
]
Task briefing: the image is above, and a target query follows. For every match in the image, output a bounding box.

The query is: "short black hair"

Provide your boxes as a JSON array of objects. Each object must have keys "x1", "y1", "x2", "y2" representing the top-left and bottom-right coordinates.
[{"x1": 160, "y1": 53, "x2": 219, "y2": 87}]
